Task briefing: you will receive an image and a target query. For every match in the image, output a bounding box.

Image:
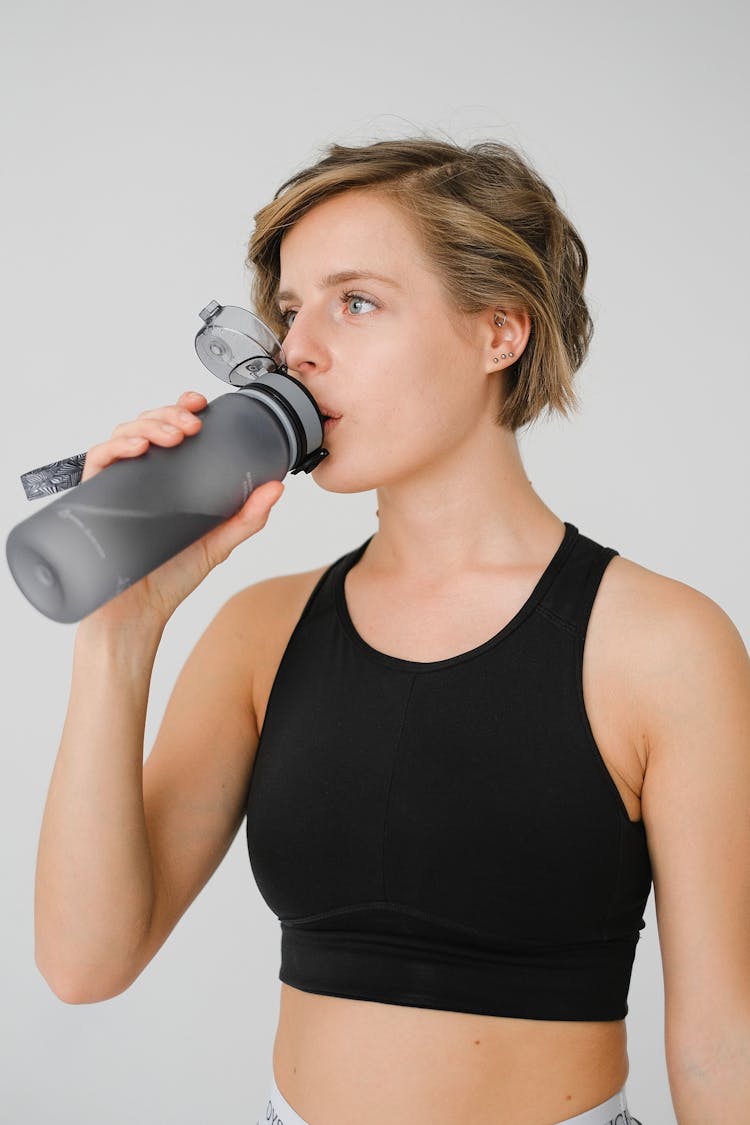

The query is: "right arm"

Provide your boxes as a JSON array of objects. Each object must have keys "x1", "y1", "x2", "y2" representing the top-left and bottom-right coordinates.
[{"x1": 33, "y1": 391, "x2": 284, "y2": 1003}]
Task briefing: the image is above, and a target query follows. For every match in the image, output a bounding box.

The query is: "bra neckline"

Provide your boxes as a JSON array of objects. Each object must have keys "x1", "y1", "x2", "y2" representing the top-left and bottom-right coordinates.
[{"x1": 334, "y1": 521, "x2": 579, "y2": 672}]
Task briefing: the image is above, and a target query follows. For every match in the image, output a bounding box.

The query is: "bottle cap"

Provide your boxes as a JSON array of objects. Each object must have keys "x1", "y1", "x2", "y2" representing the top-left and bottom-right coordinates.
[{"x1": 195, "y1": 301, "x2": 286, "y2": 387}]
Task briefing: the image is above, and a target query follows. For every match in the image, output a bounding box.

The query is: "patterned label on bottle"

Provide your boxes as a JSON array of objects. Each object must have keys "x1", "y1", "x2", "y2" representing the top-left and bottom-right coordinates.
[{"x1": 20, "y1": 452, "x2": 87, "y2": 500}]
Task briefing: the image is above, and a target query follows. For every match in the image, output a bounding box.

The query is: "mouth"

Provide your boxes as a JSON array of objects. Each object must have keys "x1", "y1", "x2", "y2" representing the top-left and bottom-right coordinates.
[{"x1": 316, "y1": 403, "x2": 342, "y2": 422}]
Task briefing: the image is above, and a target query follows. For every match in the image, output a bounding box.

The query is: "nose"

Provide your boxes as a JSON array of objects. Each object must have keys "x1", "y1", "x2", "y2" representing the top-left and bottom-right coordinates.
[{"x1": 281, "y1": 309, "x2": 331, "y2": 377}]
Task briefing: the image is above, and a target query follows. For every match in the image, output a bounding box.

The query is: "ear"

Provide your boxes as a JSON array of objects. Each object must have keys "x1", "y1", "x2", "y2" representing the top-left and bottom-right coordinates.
[{"x1": 482, "y1": 307, "x2": 531, "y2": 372}]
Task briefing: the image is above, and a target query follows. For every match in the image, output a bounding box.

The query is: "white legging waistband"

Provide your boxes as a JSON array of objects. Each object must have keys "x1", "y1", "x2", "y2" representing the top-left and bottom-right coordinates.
[{"x1": 257, "y1": 1069, "x2": 640, "y2": 1125}]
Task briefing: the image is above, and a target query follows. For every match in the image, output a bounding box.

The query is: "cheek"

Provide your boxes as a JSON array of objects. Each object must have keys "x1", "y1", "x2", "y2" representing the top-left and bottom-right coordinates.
[
  {"x1": 360, "y1": 371, "x2": 462, "y2": 466},
  {"x1": 331, "y1": 322, "x2": 472, "y2": 454},
  {"x1": 402, "y1": 353, "x2": 468, "y2": 437}
]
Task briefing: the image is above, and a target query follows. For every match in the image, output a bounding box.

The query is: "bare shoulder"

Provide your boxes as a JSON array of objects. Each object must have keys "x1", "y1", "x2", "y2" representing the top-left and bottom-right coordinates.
[
  {"x1": 602, "y1": 549, "x2": 743, "y2": 650},
  {"x1": 232, "y1": 560, "x2": 331, "y2": 617},
  {"x1": 597, "y1": 550, "x2": 748, "y2": 759}
]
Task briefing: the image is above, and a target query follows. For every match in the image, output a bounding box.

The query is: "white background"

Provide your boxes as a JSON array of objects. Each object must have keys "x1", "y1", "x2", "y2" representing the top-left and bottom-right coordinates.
[{"x1": 2, "y1": 1, "x2": 748, "y2": 1122}]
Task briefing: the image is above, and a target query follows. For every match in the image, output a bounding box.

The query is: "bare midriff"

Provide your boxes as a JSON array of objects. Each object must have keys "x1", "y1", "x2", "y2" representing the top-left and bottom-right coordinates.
[{"x1": 273, "y1": 985, "x2": 629, "y2": 1125}]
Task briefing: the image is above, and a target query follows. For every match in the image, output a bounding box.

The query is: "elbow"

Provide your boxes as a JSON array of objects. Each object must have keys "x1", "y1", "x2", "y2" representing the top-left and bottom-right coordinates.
[
  {"x1": 44, "y1": 976, "x2": 130, "y2": 1006},
  {"x1": 35, "y1": 950, "x2": 138, "y2": 1005},
  {"x1": 33, "y1": 908, "x2": 156, "y2": 1003}
]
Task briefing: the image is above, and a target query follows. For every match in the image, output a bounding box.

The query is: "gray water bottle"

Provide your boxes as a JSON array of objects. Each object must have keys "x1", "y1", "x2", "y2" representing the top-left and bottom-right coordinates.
[{"x1": 6, "y1": 302, "x2": 329, "y2": 624}]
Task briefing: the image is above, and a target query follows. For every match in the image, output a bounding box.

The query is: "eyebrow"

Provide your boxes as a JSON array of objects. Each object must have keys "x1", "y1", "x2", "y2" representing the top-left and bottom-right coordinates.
[{"x1": 276, "y1": 269, "x2": 402, "y2": 304}]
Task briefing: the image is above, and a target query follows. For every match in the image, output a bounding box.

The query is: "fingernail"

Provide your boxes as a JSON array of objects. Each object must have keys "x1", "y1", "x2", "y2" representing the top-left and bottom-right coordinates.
[{"x1": 187, "y1": 391, "x2": 204, "y2": 400}]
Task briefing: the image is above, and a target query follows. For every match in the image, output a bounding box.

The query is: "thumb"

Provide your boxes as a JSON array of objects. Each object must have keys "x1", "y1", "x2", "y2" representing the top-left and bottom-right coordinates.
[
  {"x1": 240, "y1": 478, "x2": 285, "y2": 516},
  {"x1": 201, "y1": 479, "x2": 286, "y2": 569}
]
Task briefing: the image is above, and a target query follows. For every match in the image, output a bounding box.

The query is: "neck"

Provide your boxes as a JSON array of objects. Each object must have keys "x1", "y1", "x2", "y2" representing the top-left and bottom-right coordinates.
[{"x1": 367, "y1": 419, "x2": 565, "y2": 582}]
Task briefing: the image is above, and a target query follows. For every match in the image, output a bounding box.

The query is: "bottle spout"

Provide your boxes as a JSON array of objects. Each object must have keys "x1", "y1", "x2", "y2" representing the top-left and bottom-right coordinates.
[{"x1": 290, "y1": 448, "x2": 330, "y2": 475}]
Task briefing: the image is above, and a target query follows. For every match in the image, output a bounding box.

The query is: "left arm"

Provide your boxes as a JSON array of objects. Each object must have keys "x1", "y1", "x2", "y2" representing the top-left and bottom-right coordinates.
[{"x1": 636, "y1": 579, "x2": 750, "y2": 1123}]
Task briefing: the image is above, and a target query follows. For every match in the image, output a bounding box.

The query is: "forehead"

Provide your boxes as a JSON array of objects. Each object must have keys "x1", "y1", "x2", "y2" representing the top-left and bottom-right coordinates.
[{"x1": 279, "y1": 190, "x2": 429, "y2": 277}]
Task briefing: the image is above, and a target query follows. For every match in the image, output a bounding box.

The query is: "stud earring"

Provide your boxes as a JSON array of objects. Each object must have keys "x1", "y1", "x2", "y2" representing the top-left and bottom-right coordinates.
[{"x1": 494, "y1": 312, "x2": 507, "y2": 328}]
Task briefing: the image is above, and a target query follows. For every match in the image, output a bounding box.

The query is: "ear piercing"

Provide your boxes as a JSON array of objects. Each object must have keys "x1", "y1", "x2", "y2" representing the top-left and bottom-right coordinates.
[{"x1": 493, "y1": 312, "x2": 514, "y2": 362}]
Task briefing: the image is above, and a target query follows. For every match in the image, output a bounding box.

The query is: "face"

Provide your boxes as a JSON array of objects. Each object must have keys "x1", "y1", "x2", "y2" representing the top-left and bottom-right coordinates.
[{"x1": 276, "y1": 189, "x2": 495, "y2": 494}]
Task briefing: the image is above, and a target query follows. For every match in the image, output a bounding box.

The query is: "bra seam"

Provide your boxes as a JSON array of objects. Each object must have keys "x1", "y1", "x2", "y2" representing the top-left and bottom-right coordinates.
[
  {"x1": 280, "y1": 898, "x2": 499, "y2": 940},
  {"x1": 381, "y1": 675, "x2": 417, "y2": 902},
  {"x1": 536, "y1": 602, "x2": 578, "y2": 635},
  {"x1": 278, "y1": 899, "x2": 631, "y2": 950}
]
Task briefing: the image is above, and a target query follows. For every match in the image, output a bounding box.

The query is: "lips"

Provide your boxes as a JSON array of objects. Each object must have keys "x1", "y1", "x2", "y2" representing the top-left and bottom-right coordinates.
[{"x1": 316, "y1": 403, "x2": 342, "y2": 421}]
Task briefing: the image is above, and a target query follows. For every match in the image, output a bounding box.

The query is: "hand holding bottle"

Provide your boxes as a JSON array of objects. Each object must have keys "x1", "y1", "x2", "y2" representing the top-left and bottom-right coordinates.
[
  {"x1": 76, "y1": 389, "x2": 285, "y2": 627},
  {"x1": 7, "y1": 306, "x2": 325, "y2": 625}
]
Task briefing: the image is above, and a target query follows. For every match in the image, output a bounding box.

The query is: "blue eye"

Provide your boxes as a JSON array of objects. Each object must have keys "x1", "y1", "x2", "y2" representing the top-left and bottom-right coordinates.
[
  {"x1": 344, "y1": 292, "x2": 378, "y2": 315},
  {"x1": 278, "y1": 291, "x2": 378, "y2": 328}
]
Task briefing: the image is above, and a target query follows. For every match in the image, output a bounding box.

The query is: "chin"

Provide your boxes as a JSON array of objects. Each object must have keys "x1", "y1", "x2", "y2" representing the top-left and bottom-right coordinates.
[
  {"x1": 309, "y1": 454, "x2": 384, "y2": 496},
  {"x1": 311, "y1": 471, "x2": 377, "y2": 496}
]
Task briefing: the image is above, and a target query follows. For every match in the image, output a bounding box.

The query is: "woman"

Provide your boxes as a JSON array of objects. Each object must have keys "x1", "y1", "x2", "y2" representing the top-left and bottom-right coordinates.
[{"x1": 35, "y1": 138, "x2": 750, "y2": 1125}]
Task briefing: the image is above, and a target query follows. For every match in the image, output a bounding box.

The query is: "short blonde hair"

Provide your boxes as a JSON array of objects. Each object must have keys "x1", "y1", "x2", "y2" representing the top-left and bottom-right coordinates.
[{"x1": 246, "y1": 137, "x2": 593, "y2": 432}]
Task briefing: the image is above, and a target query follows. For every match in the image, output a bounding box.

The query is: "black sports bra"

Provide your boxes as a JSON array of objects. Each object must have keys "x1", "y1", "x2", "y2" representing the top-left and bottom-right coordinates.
[{"x1": 245, "y1": 522, "x2": 653, "y2": 1020}]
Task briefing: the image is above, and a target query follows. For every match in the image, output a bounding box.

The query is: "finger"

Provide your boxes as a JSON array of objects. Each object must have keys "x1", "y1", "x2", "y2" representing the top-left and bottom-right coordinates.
[
  {"x1": 84, "y1": 418, "x2": 195, "y2": 479},
  {"x1": 80, "y1": 434, "x2": 150, "y2": 480},
  {"x1": 138, "y1": 392, "x2": 207, "y2": 420},
  {"x1": 133, "y1": 405, "x2": 203, "y2": 428},
  {"x1": 82, "y1": 401, "x2": 208, "y2": 482},
  {"x1": 177, "y1": 390, "x2": 207, "y2": 410},
  {"x1": 112, "y1": 413, "x2": 200, "y2": 440},
  {"x1": 238, "y1": 479, "x2": 285, "y2": 518}
]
